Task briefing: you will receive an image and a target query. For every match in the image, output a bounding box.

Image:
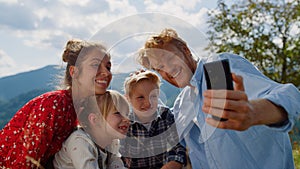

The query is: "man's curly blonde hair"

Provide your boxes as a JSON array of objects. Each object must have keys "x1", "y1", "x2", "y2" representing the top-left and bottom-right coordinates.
[{"x1": 136, "y1": 28, "x2": 192, "y2": 70}]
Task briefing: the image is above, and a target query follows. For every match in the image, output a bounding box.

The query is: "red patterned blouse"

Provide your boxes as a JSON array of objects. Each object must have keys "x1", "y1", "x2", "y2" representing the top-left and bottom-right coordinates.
[{"x1": 0, "y1": 90, "x2": 78, "y2": 169}]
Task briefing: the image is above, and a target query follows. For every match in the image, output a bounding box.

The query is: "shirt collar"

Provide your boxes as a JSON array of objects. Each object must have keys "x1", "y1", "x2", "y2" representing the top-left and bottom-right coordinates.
[
  {"x1": 130, "y1": 107, "x2": 162, "y2": 124},
  {"x1": 190, "y1": 59, "x2": 204, "y2": 88}
]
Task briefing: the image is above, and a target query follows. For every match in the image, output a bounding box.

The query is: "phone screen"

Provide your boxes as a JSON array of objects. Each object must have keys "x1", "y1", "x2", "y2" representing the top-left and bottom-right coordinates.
[
  {"x1": 203, "y1": 59, "x2": 233, "y2": 90},
  {"x1": 203, "y1": 59, "x2": 233, "y2": 121}
]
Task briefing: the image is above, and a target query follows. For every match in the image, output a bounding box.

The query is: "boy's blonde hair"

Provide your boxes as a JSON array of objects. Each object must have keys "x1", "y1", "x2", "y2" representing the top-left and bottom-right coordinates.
[
  {"x1": 78, "y1": 90, "x2": 129, "y2": 129},
  {"x1": 124, "y1": 70, "x2": 161, "y2": 97}
]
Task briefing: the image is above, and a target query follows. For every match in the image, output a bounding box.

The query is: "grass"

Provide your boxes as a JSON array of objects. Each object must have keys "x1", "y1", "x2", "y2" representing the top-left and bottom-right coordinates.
[{"x1": 294, "y1": 145, "x2": 300, "y2": 169}]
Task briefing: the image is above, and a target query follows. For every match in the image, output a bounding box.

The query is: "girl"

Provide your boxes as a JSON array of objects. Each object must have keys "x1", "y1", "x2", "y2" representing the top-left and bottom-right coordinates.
[
  {"x1": 53, "y1": 90, "x2": 130, "y2": 169},
  {"x1": 0, "y1": 39, "x2": 112, "y2": 168}
]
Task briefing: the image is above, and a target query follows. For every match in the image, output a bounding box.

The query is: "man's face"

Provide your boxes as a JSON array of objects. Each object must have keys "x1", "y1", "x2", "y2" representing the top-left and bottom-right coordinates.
[{"x1": 148, "y1": 44, "x2": 194, "y2": 88}]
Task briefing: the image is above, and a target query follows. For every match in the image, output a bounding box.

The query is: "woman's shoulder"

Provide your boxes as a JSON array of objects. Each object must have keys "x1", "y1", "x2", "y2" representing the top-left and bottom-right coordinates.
[
  {"x1": 37, "y1": 89, "x2": 71, "y2": 99},
  {"x1": 20, "y1": 89, "x2": 73, "y2": 113},
  {"x1": 29, "y1": 90, "x2": 72, "y2": 104}
]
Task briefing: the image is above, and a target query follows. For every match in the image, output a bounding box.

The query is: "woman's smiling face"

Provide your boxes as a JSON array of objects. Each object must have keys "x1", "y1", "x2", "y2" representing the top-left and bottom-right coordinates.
[{"x1": 76, "y1": 49, "x2": 112, "y2": 96}]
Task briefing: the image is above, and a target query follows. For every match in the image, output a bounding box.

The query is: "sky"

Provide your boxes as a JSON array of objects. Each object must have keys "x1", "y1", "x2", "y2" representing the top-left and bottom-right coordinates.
[{"x1": 0, "y1": 0, "x2": 222, "y2": 78}]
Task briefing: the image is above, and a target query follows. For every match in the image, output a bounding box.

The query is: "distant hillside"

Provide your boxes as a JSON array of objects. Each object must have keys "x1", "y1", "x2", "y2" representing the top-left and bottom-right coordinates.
[
  {"x1": 0, "y1": 65, "x2": 180, "y2": 129},
  {"x1": 1, "y1": 65, "x2": 300, "y2": 146},
  {"x1": 0, "y1": 65, "x2": 63, "y2": 100},
  {"x1": 0, "y1": 88, "x2": 50, "y2": 128}
]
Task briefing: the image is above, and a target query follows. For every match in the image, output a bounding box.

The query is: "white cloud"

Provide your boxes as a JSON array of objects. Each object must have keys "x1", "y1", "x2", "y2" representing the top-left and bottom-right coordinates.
[
  {"x1": 173, "y1": 0, "x2": 201, "y2": 11},
  {"x1": 112, "y1": 52, "x2": 141, "y2": 74},
  {"x1": 0, "y1": 50, "x2": 15, "y2": 68},
  {"x1": 0, "y1": 0, "x2": 18, "y2": 5},
  {"x1": 1, "y1": 0, "x2": 210, "y2": 50},
  {"x1": 0, "y1": 0, "x2": 217, "y2": 77},
  {"x1": 25, "y1": 30, "x2": 66, "y2": 49},
  {"x1": 0, "y1": 49, "x2": 36, "y2": 78},
  {"x1": 0, "y1": 3, "x2": 36, "y2": 30},
  {"x1": 34, "y1": 8, "x2": 53, "y2": 22},
  {"x1": 58, "y1": 0, "x2": 90, "y2": 7},
  {"x1": 105, "y1": 0, "x2": 138, "y2": 14},
  {"x1": 144, "y1": 0, "x2": 209, "y2": 29}
]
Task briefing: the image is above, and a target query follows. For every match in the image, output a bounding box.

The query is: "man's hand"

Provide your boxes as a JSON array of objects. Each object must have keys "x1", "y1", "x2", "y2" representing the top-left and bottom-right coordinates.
[{"x1": 202, "y1": 73, "x2": 287, "y2": 131}]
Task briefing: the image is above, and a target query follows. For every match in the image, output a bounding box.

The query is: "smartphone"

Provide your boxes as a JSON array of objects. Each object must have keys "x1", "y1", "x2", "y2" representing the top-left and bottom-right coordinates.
[{"x1": 203, "y1": 59, "x2": 233, "y2": 121}]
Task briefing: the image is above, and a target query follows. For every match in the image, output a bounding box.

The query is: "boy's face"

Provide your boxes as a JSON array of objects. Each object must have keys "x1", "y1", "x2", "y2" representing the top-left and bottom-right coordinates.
[
  {"x1": 147, "y1": 44, "x2": 194, "y2": 88},
  {"x1": 128, "y1": 79, "x2": 159, "y2": 121}
]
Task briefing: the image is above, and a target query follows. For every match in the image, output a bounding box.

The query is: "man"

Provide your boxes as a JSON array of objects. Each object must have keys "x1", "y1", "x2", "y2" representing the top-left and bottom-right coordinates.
[{"x1": 136, "y1": 28, "x2": 300, "y2": 169}]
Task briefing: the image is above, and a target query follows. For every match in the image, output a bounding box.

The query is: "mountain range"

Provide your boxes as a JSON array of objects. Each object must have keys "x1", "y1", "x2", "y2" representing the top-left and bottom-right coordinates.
[
  {"x1": 0, "y1": 65, "x2": 180, "y2": 129},
  {"x1": 1, "y1": 65, "x2": 299, "y2": 145}
]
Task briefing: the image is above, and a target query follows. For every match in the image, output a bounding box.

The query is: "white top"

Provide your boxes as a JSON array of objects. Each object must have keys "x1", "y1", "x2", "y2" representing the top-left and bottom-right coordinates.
[{"x1": 53, "y1": 129, "x2": 126, "y2": 169}]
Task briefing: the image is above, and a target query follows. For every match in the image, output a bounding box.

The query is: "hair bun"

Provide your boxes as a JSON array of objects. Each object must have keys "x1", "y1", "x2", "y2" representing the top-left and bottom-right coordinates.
[{"x1": 62, "y1": 39, "x2": 84, "y2": 63}]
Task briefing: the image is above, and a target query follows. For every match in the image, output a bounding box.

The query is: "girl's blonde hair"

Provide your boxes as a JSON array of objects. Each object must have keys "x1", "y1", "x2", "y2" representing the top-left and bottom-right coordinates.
[
  {"x1": 78, "y1": 90, "x2": 129, "y2": 129},
  {"x1": 123, "y1": 70, "x2": 161, "y2": 97}
]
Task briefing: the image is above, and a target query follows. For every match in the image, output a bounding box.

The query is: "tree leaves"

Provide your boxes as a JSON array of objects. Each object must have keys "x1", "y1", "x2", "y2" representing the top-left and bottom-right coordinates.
[{"x1": 206, "y1": 0, "x2": 300, "y2": 88}]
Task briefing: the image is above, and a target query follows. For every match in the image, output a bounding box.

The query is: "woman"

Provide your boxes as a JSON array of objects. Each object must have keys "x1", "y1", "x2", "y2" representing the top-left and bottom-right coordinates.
[{"x1": 0, "y1": 39, "x2": 112, "y2": 169}]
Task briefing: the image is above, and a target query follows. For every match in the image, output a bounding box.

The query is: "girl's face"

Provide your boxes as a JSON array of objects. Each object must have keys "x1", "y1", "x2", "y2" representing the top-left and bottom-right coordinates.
[
  {"x1": 76, "y1": 49, "x2": 112, "y2": 96},
  {"x1": 128, "y1": 79, "x2": 159, "y2": 123},
  {"x1": 105, "y1": 110, "x2": 130, "y2": 139},
  {"x1": 148, "y1": 44, "x2": 195, "y2": 88}
]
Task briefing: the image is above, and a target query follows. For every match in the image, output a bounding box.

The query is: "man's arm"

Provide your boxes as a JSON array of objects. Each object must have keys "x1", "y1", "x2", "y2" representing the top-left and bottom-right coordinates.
[{"x1": 202, "y1": 74, "x2": 289, "y2": 131}]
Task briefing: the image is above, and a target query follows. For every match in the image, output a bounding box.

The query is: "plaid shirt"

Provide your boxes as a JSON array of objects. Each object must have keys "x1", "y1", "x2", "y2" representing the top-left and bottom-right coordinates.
[{"x1": 120, "y1": 106, "x2": 186, "y2": 169}]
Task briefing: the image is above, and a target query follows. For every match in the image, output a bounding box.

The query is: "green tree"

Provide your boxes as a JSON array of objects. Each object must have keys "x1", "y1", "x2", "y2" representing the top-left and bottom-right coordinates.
[{"x1": 206, "y1": 0, "x2": 300, "y2": 88}]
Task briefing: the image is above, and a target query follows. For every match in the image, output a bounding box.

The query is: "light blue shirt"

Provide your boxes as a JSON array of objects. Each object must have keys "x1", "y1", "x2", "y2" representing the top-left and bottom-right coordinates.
[{"x1": 173, "y1": 53, "x2": 300, "y2": 169}]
